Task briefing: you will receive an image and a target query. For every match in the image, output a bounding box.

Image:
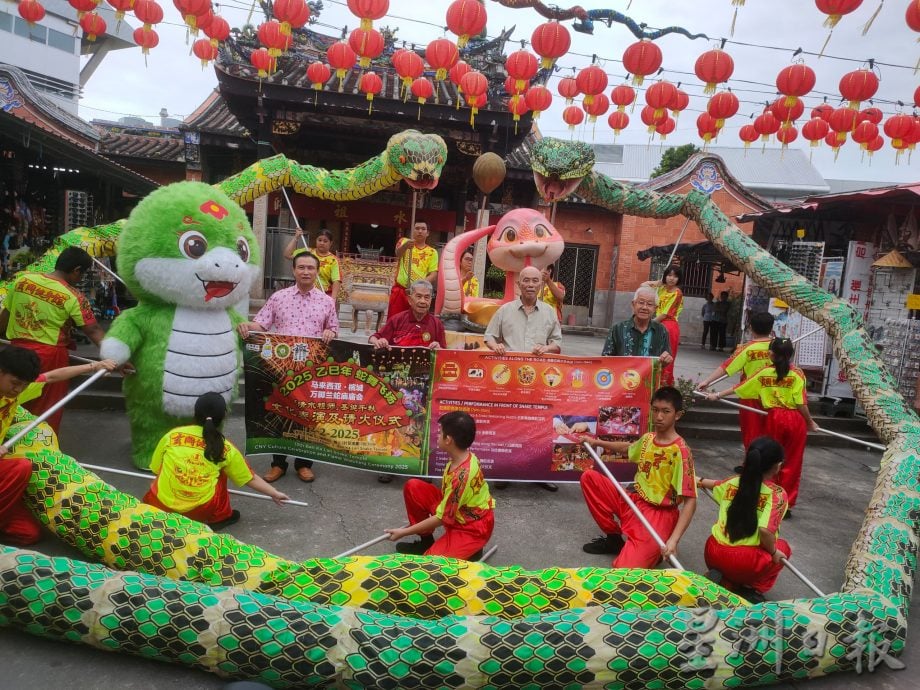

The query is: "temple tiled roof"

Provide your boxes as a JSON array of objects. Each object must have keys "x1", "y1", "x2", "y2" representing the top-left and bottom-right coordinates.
[
  {"x1": 182, "y1": 89, "x2": 249, "y2": 137},
  {"x1": 93, "y1": 120, "x2": 184, "y2": 161}
]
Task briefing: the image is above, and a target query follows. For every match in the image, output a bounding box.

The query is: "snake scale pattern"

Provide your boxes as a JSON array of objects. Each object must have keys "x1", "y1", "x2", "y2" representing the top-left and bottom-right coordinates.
[{"x1": 0, "y1": 134, "x2": 915, "y2": 687}]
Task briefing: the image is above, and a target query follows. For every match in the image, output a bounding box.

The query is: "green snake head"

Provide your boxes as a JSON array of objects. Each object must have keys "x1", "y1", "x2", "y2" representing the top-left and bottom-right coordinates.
[
  {"x1": 385, "y1": 129, "x2": 448, "y2": 190},
  {"x1": 531, "y1": 137, "x2": 596, "y2": 202}
]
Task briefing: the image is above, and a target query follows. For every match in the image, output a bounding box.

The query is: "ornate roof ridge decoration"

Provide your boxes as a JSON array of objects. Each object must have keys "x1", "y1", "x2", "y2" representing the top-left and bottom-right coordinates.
[
  {"x1": 642, "y1": 151, "x2": 773, "y2": 212},
  {"x1": 0, "y1": 63, "x2": 100, "y2": 144},
  {"x1": 181, "y1": 89, "x2": 249, "y2": 137},
  {"x1": 93, "y1": 121, "x2": 185, "y2": 162}
]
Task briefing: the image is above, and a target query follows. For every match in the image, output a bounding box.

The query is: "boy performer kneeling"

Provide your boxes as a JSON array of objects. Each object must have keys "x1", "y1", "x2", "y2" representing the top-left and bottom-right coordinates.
[
  {"x1": 386, "y1": 411, "x2": 494, "y2": 560},
  {"x1": 579, "y1": 386, "x2": 697, "y2": 568}
]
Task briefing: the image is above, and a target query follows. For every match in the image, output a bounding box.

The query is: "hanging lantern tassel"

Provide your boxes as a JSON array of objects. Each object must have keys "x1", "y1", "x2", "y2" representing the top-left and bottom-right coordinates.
[
  {"x1": 862, "y1": 0, "x2": 883, "y2": 35},
  {"x1": 731, "y1": 0, "x2": 744, "y2": 37},
  {"x1": 367, "y1": 92, "x2": 374, "y2": 115}
]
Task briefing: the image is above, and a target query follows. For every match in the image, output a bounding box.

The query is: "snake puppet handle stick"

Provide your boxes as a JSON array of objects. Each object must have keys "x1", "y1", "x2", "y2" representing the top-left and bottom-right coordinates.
[
  {"x1": 691, "y1": 391, "x2": 886, "y2": 452},
  {"x1": 0, "y1": 339, "x2": 96, "y2": 365},
  {"x1": 705, "y1": 326, "x2": 825, "y2": 388},
  {"x1": 92, "y1": 257, "x2": 127, "y2": 286},
  {"x1": 582, "y1": 441, "x2": 685, "y2": 570}
]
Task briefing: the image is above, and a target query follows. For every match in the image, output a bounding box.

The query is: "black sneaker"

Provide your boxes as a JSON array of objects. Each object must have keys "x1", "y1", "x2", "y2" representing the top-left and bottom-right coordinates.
[
  {"x1": 209, "y1": 509, "x2": 240, "y2": 530},
  {"x1": 737, "y1": 586, "x2": 766, "y2": 603},
  {"x1": 582, "y1": 534, "x2": 625, "y2": 555},
  {"x1": 733, "y1": 465, "x2": 744, "y2": 474},
  {"x1": 396, "y1": 537, "x2": 434, "y2": 555},
  {"x1": 783, "y1": 510, "x2": 793, "y2": 520},
  {"x1": 540, "y1": 482, "x2": 558, "y2": 492},
  {"x1": 468, "y1": 549, "x2": 484, "y2": 561},
  {"x1": 704, "y1": 568, "x2": 723, "y2": 584},
  {"x1": 377, "y1": 474, "x2": 394, "y2": 483}
]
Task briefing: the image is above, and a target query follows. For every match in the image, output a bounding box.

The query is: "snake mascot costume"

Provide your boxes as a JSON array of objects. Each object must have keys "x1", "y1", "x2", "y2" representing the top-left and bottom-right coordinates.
[{"x1": 0, "y1": 135, "x2": 915, "y2": 688}]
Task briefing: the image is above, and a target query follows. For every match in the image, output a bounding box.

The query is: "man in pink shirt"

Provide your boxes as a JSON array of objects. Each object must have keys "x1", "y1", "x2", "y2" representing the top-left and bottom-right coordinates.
[{"x1": 238, "y1": 250, "x2": 338, "y2": 483}]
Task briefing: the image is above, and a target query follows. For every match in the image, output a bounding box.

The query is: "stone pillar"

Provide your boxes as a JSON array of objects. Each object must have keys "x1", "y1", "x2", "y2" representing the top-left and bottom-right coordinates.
[{"x1": 250, "y1": 194, "x2": 268, "y2": 300}]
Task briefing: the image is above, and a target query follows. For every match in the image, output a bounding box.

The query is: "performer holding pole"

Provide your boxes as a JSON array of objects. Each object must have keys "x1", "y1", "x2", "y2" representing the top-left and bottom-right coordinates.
[
  {"x1": 576, "y1": 387, "x2": 696, "y2": 569},
  {"x1": 143, "y1": 392, "x2": 290, "y2": 530},
  {"x1": 698, "y1": 311, "x2": 775, "y2": 458},
  {"x1": 641, "y1": 265, "x2": 684, "y2": 386},
  {"x1": 384, "y1": 411, "x2": 494, "y2": 561},
  {"x1": 704, "y1": 338, "x2": 818, "y2": 518},
  {"x1": 696, "y1": 437, "x2": 791, "y2": 603}
]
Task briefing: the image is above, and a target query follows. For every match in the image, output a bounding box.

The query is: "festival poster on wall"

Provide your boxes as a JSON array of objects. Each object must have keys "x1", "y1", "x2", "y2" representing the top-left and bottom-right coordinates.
[
  {"x1": 243, "y1": 334, "x2": 434, "y2": 476},
  {"x1": 429, "y1": 350, "x2": 658, "y2": 483}
]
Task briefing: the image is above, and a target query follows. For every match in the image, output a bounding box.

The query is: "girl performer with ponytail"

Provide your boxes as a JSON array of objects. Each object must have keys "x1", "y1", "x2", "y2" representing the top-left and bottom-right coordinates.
[
  {"x1": 642, "y1": 265, "x2": 683, "y2": 385},
  {"x1": 705, "y1": 338, "x2": 818, "y2": 516},
  {"x1": 697, "y1": 437, "x2": 790, "y2": 602},
  {"x1": 143, "y1": 392, "x2": 289, "y2": 528}
]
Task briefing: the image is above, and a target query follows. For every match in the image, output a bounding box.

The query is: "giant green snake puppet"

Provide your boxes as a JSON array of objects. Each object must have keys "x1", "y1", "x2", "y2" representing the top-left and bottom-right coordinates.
[{"x1": 0, "y1": 135, "x2": 915, "y2": 688}]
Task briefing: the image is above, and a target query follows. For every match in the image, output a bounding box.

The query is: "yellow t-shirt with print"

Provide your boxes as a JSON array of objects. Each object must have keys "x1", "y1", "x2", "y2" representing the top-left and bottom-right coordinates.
[
  {"x1": 723, "y1": 339, "x2": 773, "y2": 382},
  {"x1": 627, "y1": 432, "x2": 697, "y2": 507},
  {"x1": 149, "y1": 425, "x2": 253, "y2": 512},
  {"x1": 462, "y1": 275, "x2": 480, "y2": 297},
  {"x1": 435, "y1": 452, "x2": 494, "y2": 527},
  {"x1": 656, "y1": 286, "x2": 684, "y2": 320},
  {"x1": 3, "y1": 272, "x2": 96, "y2": 346},
  {"x1": 710, "y1": 476, "x2": 787, "y2": 546},
  {"x1": 734, "y1": 366, "x2": 806, "y2": 409},
  {"x1": 315, "y1": 252, "x2": 341, "y2": 294},
  {"x1": 395, "y1": 238, "x2": 438, "y2": 288},
  {"x1": 0, "y1": 378, "x2": 45, "y2": 442}
]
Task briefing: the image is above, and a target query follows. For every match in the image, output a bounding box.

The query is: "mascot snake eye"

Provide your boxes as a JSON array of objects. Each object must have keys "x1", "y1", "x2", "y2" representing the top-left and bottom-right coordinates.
[
  {"x1": 178, "y1": 231, "x2": 208, "y2": 259},
  {"x1": 534, "y1": 224, "x2": 549, "y2": 238},
  {"x1": 501, "y1": 227, "x2": 517, "y2": 243},
  {"x1": 236, "y1": 237, "x2": 251, "y2": 262}
]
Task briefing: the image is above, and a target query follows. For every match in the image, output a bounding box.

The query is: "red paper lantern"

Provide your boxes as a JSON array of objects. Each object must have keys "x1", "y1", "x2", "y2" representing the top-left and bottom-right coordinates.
[
  {"x1": 69, "y1": 0, "x2": 99, "y2": 20},
  {"x1": 669, "y1": 88, "x2": 689, "y2": 117},
  {"x1": 859, "y1": 106, "x2": 883, "y2": 124},
  {"x1": 446, "y1": 0, "x2": 487, "y2": 48},
  {"x1": 258, "y1": 20, "x2": 292, "y2": 57},
  {"x1": 851, "y1": 120, "x2": 878, "y2": 147},
  {"x1": 655, "y1": 117, "x2": 676, "y2": 139},
  {"x1": 203, "y1": 14, "x2": 229, "y2": 44},
  {"x1": 838, "y1": 69, "x2": 879, "y2": 108},
  {"x1": 250, "y1": 47, "x2": 275, "y2": 78},
  {"x1": 696, "y1": 112, "x2": 720, "y2": 142},
  {"x1": 884, "y1": 113, "x2": 915, "y2": 147},
  {"x1": 771, "y1": 96, "x2": 804, "y2": 124},
  {"x1": 576, "y1": 64, "x2": 608, "y2": 106},
  {"x1": 610, "y1": 83, "x2": 635, "y2": 112},
  {"x1": 105, "y1": 0, "x2": 132, "y2": 23},
  {"x1": 393, "y1": 49, "x2": 424, "y2": 94},
  {"x1": 359, "y1": 71, "x2": 382, "y2": 113},
  {"x1": 739, "y1": 123, "x2": 759, "y2": 148},
  {"x1": 133, "y1": 26, "x2": 158, "y2": 54},
  {"x1": 273, "y1": 0, "x2": 310, "y2": 34},
  {"x1": 866, "y1": 135, "x2": 884, "y2": 155},
  {"x1": 192, "y1": 37, "x2": 217, "y2": 65},
  {"x1": 908, "y1": 117, "x2": 920, "y2": 148},
  {"x1": 802, "y1": 117, "x2": 830, "y2": 146},
  {"x1": 828, "y1": 107, "x2": 858, "y2": 139},
  {"x1": 504, "y1": 75, "x2": 528, "y2": 96},
  {"x1": 460, "y1": 70, "x2": 487, "y2": 124},
  {"x1": 327, "y1": 40, "x2": 357, "y2": 82},
  {"x1": 173, "y1": 0, "x2": 209, "y2": 30},
  {"x1": 776, "y1": 124, "x2": 798, "y2": 147},
  {"x1": 607, "y1": 110, "x2": 629, "y2": 135},
  {"x1": 642, "y1": 105, "x2": 668, "y2": 132},
  {"x1": 508, "y1": 96, "x2": 529, "y2": 126},
  {"x1": 525, "y1": 85, "x2": 552, "y2": 119},
  {"x1": 426, "y1": 38, "x2": 459, "y2": 82},
  {"x1": 348, "y1": 27, "x2": 384, "y2": 68},
  {"x1": 825, "y1": 130, "x2": 845, "y2": 152},
  {"x1": 195, "y1": 9, "x2": 213, "y2": 34},
  {"x1": 79, "y1": 11, "x2": 106, "y2": 40},
  {"x1": 562, "y1": 105, "x2": 584, "y2": 130},
  {"x1": 776, "y1": 64, "x2": 816, "y2": 105},
  {"x1": 347, "y1": 0, "x2": 388, "y2": 30},
  {"x1": 622, "y1": 40, "x2": 662, "y2": 86},
  {"x1": 583, "y1": 93, "x2": 609, "y2": 122},
  {"x1": 816, "y1": 0, "x2": 863, "y2": 28},
  {"x1": 557, "y1": 76, "x2": 579, "y2": 104},
  {"x1": 645, "y1": 80, "x2": 677, "y2": 120},
  {"x1": 915, "y1": 85, "x2": 920, "y2": 108},
  {"x1": 695, "y1": 48, "x2": 734, "y2": 94},
  {"x1": 18, "y1": 0, "x2": 46, "y2": 24},
  {"x1": 531, "y1": 21, "x2": 570, "y2": 70},
  {"x1": 411, "y1": 76, "x2": 434, "y2": 104},
  {"x1": 449, "y1": 60, "x2": 471, "y2": 88},
  {"x1": 753, "y1": 111, "x2": 780, "y2": 140},
  {"x1": 306, "y1": 61, "x2": 330, "y2": 89},
  {"x1": 910, "y1": 0, "x2": 920, "y2": 32},
  {"x1": 506, "y1": 50, "x2": 539, "y2": 94},
  {"x1": 707, "y1": 91, "x2": 739, "y2": 128}
]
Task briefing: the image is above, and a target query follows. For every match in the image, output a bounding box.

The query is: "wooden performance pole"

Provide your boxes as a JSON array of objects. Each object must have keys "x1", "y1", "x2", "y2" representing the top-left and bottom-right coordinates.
[
  {"x1": 335, "y1": 526, "x2": 409, "y2": 558},
  {"x1": 92, "y1": 257, "x2": 126, "y2": 286},
  {"x1": 80, "y1": 462, "x2": 310, "y2": 508},
  {"x1": 582, "y1": 442, "x2": 685, "y2": 570},
  {"x1": 662, "y1": 218, "x2": 692, "y2": 277},
  {"x1": 410, "y1": 191, "x2": 419, "y2": 229}
]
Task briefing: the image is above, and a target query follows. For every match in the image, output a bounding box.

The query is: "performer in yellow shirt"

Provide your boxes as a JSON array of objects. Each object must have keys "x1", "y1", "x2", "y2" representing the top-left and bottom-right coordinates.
[
  {"x1": 386, "y1": 411, "x2": 494, "y2": 560},
  {"x1": 642, "y1": 265, "x2": 683, "y2": 385},
  {"x1": 539, "y1": 264, "x2": 565, "y2": 322},
  {"x1": 460, "y1": 249, "x2": 479, "y2": 298},
  {"x1": 706, "y1": 338, "x2": 818, "y2": 515},
  {"x1": 283, "y1": 228, "x2": 342, "y2": 300},
  {"x1": 144, "y1": 392, "x2": 289, "y2": 529},
  {"x1": 388, "y1": 221, "x2": 439, "y2": 320}
]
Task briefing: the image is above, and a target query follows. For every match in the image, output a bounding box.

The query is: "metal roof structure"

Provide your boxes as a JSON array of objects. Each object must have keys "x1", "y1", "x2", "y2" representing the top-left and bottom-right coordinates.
[{"x1": 737, "y1": 182, "x2": 920, "y2": 223}]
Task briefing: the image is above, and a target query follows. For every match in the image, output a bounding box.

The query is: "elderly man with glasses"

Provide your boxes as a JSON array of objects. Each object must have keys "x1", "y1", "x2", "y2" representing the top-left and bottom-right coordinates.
[{"x1": 602, "y1": 286, "x2": 674, "y2": 365}]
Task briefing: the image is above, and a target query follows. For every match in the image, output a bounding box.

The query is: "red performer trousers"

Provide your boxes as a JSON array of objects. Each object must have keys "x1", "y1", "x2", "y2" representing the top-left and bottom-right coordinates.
[
  {"x1": 767, "y1": 408, "x2": 807, "y2": 508},
  {"x1": 704, "y1": 535, "x2": 791, "y2": 594},
  {"x1": 13, "y1": 339, "x2": 69, "y2": 432},
  {"x1": 579, "y1": 469, "x2": 679, "y2": 569},
  {"x1": 738, "y1": 398, "x2": 766, "y2": 452},
  {"x1": 0, "y1": 458, "x2": 41, "y2": 546},
  {"x1": 660, "y1": 318, "x2": 680, "y2": 386},
  {"x1": 144, "y1": 474, "x2": 234, "y2": 525},
  {"x1": 387, "y1": 284, "x2": 409, "y2": 320},
  {"x1": 403, "y1": 478, "x2": 493, "y2": 559}
]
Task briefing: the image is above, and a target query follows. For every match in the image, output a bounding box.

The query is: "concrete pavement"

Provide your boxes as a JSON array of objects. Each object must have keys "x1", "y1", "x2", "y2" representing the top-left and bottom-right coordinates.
[{"x1": 0, "y1": 329, "x2": 913, "y2": 688}]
